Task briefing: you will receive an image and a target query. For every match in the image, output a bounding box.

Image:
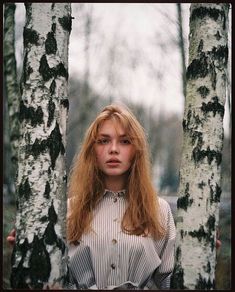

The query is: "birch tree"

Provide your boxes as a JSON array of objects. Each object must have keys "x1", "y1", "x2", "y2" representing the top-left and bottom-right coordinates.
[
  {"x1": 171, "y1": 3, "x2": 229, "y2": 289},
  {"x1": 10, "y1": 3, "x2": 72, "y2": 289},
  {"x1": 3, "y1": 3, "x2": 20, "y2": 201}
]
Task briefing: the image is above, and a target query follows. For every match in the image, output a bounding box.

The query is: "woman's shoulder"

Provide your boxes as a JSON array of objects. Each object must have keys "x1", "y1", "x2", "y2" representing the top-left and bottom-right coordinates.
[{"x1": 158, "y1": 196, "x2": 171, "y2": 210}]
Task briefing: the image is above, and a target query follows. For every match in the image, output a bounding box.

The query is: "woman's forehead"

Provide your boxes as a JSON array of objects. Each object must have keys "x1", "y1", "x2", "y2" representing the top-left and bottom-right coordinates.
[{"x1": 97, "y1": 119, "x2": 127, "y2": 136}]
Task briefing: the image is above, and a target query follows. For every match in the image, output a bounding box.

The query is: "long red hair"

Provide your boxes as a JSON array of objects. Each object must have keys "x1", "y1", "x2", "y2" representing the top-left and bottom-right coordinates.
[{"x1": 67, "y1": 104, "x2": 165, "y2": 242}]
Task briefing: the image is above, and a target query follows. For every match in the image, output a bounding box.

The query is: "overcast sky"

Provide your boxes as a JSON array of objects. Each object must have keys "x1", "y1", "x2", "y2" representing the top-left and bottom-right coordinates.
[{"x1": 14, "y1": 3, "x2": 230, "y2": 136}]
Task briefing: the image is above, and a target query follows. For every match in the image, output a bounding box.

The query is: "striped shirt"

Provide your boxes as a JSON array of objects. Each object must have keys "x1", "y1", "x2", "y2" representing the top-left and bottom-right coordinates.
[{"x1": 65, "y1": 190, "x2": 176, "y2": 290}]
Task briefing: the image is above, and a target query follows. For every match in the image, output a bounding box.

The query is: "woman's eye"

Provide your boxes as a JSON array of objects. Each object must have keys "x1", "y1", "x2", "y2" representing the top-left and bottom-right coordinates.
[
  {"x1": 97, "y1": 139, "x2": 109, "y2": 144},
  {"x1": 120, "y1": 139, "x2": 131, "y2": 144}
]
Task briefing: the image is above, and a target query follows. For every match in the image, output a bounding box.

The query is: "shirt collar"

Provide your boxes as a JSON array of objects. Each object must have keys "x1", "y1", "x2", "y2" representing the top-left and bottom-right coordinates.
[{"x1": 104, "y1": 189, "x2": 126, "y2": 198}]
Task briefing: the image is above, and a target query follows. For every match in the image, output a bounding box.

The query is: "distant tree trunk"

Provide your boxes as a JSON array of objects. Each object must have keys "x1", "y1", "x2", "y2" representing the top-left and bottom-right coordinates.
[
  {"x1": 171, "y1": 3, "x2": 229, "y2": 289},
  {"x1": 176, "y1": 3, "x2": 187, "y2": 101},
  {"x1": 3, "y1": 3, "x2": 20, "y2": 202},
  {"x1": 10, "y1": 3, "x2": 72, "y2": 289}
]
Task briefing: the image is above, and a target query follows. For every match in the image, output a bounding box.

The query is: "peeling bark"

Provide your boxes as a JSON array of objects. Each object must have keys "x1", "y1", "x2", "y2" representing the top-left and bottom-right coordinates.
[
  {"x1": 171, "y1": 3, "x2": 229, "y2": 289},
  {"x1": 11, "y1": 3, "x2": 72, "y2": 289}
]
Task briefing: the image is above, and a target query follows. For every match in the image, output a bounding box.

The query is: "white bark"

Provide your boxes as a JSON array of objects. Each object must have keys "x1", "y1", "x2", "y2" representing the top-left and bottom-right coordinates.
[
  {"x1": 11, "y1": 3, "x2": 72, "y2": 289},
  {"x1": 4, "y1": 3, "x2": 20, "y2": 180},
  {"x1": 172, "y1": 3, "x2": 229, "y2": 289}
]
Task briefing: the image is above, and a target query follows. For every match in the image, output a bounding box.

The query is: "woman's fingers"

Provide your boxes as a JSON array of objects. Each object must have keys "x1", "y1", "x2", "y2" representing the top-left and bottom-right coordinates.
[{"x1": 6, "y1": 229, "x2": 16, "y2": 246}]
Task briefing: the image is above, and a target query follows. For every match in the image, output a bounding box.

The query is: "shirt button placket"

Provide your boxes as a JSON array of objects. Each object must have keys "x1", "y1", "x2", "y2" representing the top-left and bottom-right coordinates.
[{"x1": 112, "y1": 239, "x2": 117, "y2": 244}]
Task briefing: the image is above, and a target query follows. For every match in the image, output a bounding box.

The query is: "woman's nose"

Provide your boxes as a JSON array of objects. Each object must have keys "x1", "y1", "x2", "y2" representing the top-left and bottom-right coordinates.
[{"x1": 109, "y1": 141, "x2": 119, "y2": 153}]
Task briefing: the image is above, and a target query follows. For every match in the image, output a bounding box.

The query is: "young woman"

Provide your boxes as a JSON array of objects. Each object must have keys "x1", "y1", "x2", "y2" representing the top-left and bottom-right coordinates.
[
  {"x1": 7, "y1": 104, "x2": 176, "y2": 289},
  {"x1": 65, "y1": 104, "x2": 176, "y2": 289}
]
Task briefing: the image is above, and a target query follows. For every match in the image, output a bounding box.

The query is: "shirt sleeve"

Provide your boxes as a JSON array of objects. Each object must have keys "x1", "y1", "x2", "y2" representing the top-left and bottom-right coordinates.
[{"x1": 149, "y1": 199, "x2": 176, "y2": 289}]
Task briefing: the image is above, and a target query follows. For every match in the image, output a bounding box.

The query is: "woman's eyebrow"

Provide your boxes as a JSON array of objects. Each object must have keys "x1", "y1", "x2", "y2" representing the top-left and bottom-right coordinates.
[{"x1": 98, "y1": 133, "x2": 127, "y2": 138}]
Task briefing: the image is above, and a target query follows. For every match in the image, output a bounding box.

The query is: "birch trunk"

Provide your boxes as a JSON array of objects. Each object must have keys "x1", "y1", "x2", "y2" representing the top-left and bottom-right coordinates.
[
  {"x1": 10, "y1": 3, "x2": 72, "y2": 289},
  {"x1": 3, "y1": 3, "x2": 20, "y2": 187},
  {"x1": 171, "y1": 3, "x2": 229, "y2": 289}
]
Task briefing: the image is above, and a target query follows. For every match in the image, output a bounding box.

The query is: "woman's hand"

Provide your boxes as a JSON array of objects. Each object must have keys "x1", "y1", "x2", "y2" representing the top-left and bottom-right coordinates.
[
  {"x1": 216, "y1": 229, "x2": 222, "y2": 249},
  {"x1": 6, "y1": 228, "x2": 16, "y2": 247}
]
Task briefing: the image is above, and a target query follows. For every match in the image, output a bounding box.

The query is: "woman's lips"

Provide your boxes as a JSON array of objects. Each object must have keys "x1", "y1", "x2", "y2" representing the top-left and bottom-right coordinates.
[{"x1": 106, "y1": 159, "x2": 121, "y2": 166}]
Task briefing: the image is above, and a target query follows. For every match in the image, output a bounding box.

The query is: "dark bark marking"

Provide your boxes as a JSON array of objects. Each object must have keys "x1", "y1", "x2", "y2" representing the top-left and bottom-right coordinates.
[
  {"x1": 205, "y1": 261, "x2": 211, "y2": 273},
  {"x1": 186, "y1": 54, "x2": 208, "y2": 80},
  {"x1": 182, "y1": 109, "x2": 192, "y2": 131},
  {"x1": 43, "y1": 181, "x2": 51, "y2": 199},
  {"x1": 201, "y1": 96, "x2": 224, "y2": 117},
  {"x1": 21, "y1": 51, "x2": 33, "y2": 87},
  {"x1": 187, "y1": 45, "x2": 228, "y2": 89},
  {"x1": 27, "y1": 122, "x2": 65, "y2": 169},
  {"x1": 198, "y1": 181, "x2": 206, "y2": 189},
  {"x1": 39, "y1": 55, "x2": 69, "y2": 82},
  {"x1": 39, "y1": 54, "x2": 54, "y2": 81},
  {"x1": 51, "y1": 23, "x2": 56, "y2": 34},
  {"x1": 23, "y1": 27, "x2": 39, "y2": 47},
  {"x1": 198, "y1": 39, "x2": 203, "y2": 53},
  {"x1": 18, "y1": 178, "x2": 32, "y2": 200},
  {"x1": 210, "y1": 62, "x2": 217, "y2": 90},
  {"x1": 192, "y1": 146, "x2": 222, "y2": 165},
  {"x1": 47, "y1": 99, "x2": 56, "y2": 127},
  {"x1": 171, "y1": 264, "x2": 185, "y2": 289},
  {"x1": 215, "y1": 31, "x2": 221, "y2": 40},
  {"x1": 60, "y1": 99, "x2": 69, "y2": 110},
  {"x1": 191, "y1": 130, "x2": 203, "y2": 147},
  {"x1": 190, "y1": 6, "x2": 227, "y2": 30},
  {"x1": 189, "y1": 218, "x2": 215, "y2": 250},
  {"x1": 44, "y1": 202, "x2": 66, "y2": 254},
  {"x1": 177, "y1": 183, "x2": 193, "y2": 211},
  {"x1": 29, "y1": 235, "x2": 51, "y2": 288},
  {"x1": 48, "y1": 122, "x2": 65, "y2": 168},
  {"x1": 44, "y1": 222, "x2": 57, "y2": 245},
  {"x1": 44, "y1": 202, "x2": 58, "y2": 244},
  {"x1": 208, "y1": 179, "x2": 222, "y2": 204},
  {"x1": 197, "y1": 86, "x2": 210, "y2": 98},
  {"x1": 48, "y1": 202, "x2": 58, "y2": 224},
  {"x1": 195, "y1": 273, "x2": 215, "y2": 289},
  {"x1": 212, "y1": 45, "x2": 228, "y2": 67},
  {"x1": 58, "y1": 16, "x2": 72, "y2": 33},
  {"x1": 40, "y1": 215, "x2": 48, "y2": 223},
  {"x1": 56, "y1": 62, "x2": 69, "y2": 80},
  {"x1": 45, "y1": 32, "x2": 57, "y2": 55},
  {"x1": 206, "y1": 215, "x2": 215, "y2": 233},
  {"x1": 11, "y1": 236, "x2": 51, "y2": 289},
  {"x1": 180, "y1": 229, "x2": 185, "y2": 239},
  {"x1": 176, "y1": 246, "x2": 181, "y2": 261},
  {"x1": 209, "y1": 181, "x2": 221, "y2": 204},
  {"x1": 188, "y1": 225, "x2": 207, "y2": 242},
  {"x1": 11, "y1": 238, "x2": 30, "y2": 289},
  {"x1": 49, "y1": 79, "x2": 56, "y2": 95},
  {"x1": 19, "y1": 100, "x2": 44, "y2": 126}
]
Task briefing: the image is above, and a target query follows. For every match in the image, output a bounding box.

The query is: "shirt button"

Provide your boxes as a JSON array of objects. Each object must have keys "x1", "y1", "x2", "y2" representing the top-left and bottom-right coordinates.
[
  {"x1": 112, "y1": 239, "x2": 117, "y2": 244},
  {"x1": 113, "y1": 198, "x2": 117, "y2": 202},
  {"x1": 111, "y1": 263, "x2": 116, "y2": 269}
]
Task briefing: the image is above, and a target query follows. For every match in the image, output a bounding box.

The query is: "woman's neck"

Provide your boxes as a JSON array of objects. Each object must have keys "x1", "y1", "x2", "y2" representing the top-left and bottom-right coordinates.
[{"x1": 104, "y1": 175, "x2": 127, "y2": 192}]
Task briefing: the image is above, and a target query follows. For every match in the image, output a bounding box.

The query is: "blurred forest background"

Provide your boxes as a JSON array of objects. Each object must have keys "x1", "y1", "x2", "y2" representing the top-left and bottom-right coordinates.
[{"x1": 3, "y1": 3, "x2": 231, "y2": 289}]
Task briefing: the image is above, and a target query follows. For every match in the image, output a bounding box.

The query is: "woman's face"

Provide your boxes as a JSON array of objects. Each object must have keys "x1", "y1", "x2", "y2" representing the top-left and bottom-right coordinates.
[{"x1": 94, "y1": 119, "x2": 135, "y2": 181}]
